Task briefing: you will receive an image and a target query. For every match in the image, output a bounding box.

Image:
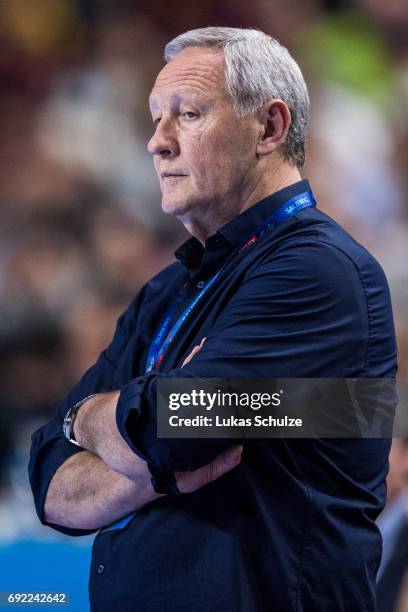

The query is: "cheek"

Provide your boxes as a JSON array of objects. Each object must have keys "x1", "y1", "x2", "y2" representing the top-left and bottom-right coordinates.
[
  {"x1": 210, "y1": 124, "x2": 254, "y2": 172},
  {"x1": 182, "y1": 122, "x2": 254, "y2": 187},
  {"x1": 190, "y1": 154, "x2": 227, "y2": 189},
  {"x1": 192, "y1": 136, "x2": 230, "y2": 178}
]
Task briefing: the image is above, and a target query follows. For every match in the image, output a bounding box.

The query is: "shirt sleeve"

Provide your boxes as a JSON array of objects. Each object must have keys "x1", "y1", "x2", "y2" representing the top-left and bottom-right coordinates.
[
  {"x1": 116, "y1": 240, "x2": 385, "y2": 476},
  {"x1": 28, "y1": 290, "x2": 146, "y2": 536}
]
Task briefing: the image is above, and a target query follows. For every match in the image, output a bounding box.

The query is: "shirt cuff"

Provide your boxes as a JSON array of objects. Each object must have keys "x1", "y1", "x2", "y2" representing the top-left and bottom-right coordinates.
[
  {"x1": 116, "y1": 375, "x2": 179, "y2": 494},
  {"x1": 116, "y1": 371, "x2": 235, "y2": 476},
  {"x1": 28, "y1": 424, "x2": 97, "y2": 536}
]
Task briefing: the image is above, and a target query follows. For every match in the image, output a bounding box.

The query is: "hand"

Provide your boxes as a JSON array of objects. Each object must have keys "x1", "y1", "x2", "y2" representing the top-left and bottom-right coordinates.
[{"x1": 175, "y1": 444, "x2": 243, "y2": 493}]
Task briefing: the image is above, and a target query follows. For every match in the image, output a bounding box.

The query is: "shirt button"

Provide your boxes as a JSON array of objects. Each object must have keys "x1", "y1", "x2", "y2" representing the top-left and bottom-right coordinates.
[
  {"x1": 97, "y1": 564, "x2": 105, "y2": 574},
  {"x1": 197, "y1": 281, "x2": 206, "y2": 289}
]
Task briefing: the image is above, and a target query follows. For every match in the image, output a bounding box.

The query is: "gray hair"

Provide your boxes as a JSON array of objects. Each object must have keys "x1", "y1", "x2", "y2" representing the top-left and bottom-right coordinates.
[{"x1": 165, "y1": 27, "x2": 309, "y2": 167}]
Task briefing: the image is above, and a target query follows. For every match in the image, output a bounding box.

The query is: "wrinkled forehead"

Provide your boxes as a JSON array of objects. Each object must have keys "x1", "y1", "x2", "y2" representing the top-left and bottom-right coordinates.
[{"x1": 149, "y1": 47, "x2": 227, "y2": 106}]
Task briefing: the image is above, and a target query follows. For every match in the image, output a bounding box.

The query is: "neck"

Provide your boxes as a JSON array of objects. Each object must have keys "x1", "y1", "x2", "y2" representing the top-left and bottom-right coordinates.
[{"x1": 180, "y1": 163, "x2": 302, "y2": 243}]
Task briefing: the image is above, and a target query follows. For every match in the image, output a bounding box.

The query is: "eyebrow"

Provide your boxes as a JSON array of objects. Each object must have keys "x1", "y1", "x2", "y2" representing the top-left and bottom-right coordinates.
[
  {"x1": 148, "y1": 90, "x2": 207, "y2": 111},
  {"x1": 148, "y1": 96, "x2": 161, "y2": 110}
]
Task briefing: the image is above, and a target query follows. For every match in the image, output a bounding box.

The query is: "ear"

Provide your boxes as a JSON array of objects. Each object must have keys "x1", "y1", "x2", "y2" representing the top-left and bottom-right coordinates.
[{"x1": 256, "y1": 99, "x2": 291, "y2": 157}]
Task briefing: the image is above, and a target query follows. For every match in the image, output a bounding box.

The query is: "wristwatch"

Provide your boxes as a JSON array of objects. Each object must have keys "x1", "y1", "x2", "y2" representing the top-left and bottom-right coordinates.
[{"x1": 63, "y1": 394, "x2": 98, "y2": 446}]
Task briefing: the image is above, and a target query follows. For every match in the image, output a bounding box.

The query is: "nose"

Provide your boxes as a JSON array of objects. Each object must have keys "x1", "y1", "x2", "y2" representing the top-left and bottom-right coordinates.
[{"x1": 147, "y1": 117, "x2": 179, "y2": 159}]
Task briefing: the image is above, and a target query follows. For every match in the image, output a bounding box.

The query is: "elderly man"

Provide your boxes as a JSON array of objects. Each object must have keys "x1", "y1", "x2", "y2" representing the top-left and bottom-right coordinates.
[{"x1": 29, "y1": 27, "x2": 397, "y2": 612}]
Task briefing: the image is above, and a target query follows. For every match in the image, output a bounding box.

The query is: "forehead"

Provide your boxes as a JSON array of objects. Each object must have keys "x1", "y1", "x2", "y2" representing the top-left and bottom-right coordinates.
[{"x1": 149, "y1": 47, "x2": 227, "y2": 107}]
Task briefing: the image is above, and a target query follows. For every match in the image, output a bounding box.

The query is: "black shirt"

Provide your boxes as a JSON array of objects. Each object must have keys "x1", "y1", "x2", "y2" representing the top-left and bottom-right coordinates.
[{"x1": 29, "y1": 180, "x2": 397, "y2": 611}]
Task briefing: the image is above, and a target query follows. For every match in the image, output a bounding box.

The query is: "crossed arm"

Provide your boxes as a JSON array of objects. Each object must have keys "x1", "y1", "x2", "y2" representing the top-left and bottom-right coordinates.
[{"x1": 44, "y1": 350, "x2": 242, "y2": 532}]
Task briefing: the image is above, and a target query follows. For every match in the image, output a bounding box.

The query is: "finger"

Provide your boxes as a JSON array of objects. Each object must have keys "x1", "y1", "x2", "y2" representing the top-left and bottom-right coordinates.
[
  {"x1": 208, "y1": 444, "x2": 243, "y2": 481},
  {"x1": 182, "y1": 346, "x2": 199, "y2": 367},
  {"x1": 182, "y1": 337, "x2": 207, "y2": 367},
  {"x1": 175, "y1": 444, "x2": 243, "y2": 493}
]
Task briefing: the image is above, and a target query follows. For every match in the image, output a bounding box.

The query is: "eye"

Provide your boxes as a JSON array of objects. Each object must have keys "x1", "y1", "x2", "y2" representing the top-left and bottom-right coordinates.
[
  {"x1": 153, "y1": 117, "x2": 161, "y2": 126},
  {"x1": 182, "y1": 111, "x2": 198, "y2": 121}
]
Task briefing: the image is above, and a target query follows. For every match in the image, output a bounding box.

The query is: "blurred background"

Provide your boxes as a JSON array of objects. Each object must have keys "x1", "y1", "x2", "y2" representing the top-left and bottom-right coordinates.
[{"x1": 0, "y1": 0, "x2": 407, "y2": 609}]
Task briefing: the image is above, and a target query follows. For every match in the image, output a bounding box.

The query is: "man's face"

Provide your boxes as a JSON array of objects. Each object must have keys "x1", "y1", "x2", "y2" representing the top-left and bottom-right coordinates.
[{"x1": 147, "y1": 47, "x2": 260, "y2": 220}]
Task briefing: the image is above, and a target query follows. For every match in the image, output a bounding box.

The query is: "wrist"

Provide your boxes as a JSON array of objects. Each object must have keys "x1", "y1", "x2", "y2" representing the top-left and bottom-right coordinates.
[
  {"x1": 72, "y1": 396, "x2": 92, "y2": 450},
  {"x1": 74, "y1": 391, "x2": 120, "y2": 458},
  {"x1": 63, "y1": 394, "x2": 98, "y2": 447}
]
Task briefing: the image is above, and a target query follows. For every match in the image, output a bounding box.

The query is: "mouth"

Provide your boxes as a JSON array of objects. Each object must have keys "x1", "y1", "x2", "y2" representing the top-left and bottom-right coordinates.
[{"x1": 160, "y1": 173, "x2": 187, "y2": 179}]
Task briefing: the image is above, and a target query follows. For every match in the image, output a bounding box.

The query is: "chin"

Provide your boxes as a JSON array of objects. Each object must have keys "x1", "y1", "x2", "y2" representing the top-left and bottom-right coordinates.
[{"x1": 161, "y1": 196, "x2": 193, "y2": 217}]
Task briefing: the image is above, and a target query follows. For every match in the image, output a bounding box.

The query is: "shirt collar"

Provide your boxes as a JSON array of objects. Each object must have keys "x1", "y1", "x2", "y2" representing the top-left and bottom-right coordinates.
[{"x1": 175, "y1": 179, "x2": 311, "y2": 271}]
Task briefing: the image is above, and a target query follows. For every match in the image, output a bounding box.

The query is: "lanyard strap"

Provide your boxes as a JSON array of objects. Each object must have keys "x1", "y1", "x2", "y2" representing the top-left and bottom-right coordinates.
[{"x1": 145, "y1": 189, "x2": 316, "y2": 373}]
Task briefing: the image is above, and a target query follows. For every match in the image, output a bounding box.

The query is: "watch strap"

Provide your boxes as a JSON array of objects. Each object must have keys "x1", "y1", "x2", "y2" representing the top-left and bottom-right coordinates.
[{"x1": 63, "y1": 394, "x2": 98, "y2": 446}]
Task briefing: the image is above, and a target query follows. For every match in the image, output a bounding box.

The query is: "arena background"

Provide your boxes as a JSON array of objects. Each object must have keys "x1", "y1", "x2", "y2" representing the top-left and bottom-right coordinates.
[{"x1": 0, "y1": 0, "x2": 407, "y2": 609}]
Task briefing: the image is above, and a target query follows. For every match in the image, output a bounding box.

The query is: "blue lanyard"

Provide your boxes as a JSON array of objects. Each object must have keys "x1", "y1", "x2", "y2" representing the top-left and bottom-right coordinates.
[{"x1": 145, "y1": 189, "x2": 316, "y2": 373}]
